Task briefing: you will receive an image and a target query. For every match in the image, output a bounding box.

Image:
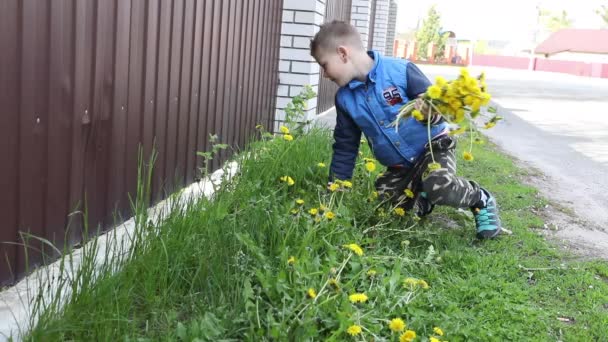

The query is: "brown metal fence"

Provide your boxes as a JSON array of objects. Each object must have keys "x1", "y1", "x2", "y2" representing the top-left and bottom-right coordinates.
[
  {"x1": 316, "y1": 0, "x2": 352, "y2": 114},
  {"x1": 0, "y1": 0, "x2": 282, "y2": 286}
]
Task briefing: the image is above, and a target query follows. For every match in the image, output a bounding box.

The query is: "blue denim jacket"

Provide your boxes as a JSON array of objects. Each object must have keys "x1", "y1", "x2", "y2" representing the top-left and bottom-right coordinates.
[{"x1": 330, "y1": 51, "x2": 448, "y2": 180}]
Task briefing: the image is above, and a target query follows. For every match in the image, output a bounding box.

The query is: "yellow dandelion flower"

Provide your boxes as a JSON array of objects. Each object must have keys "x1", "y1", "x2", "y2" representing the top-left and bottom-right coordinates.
[
  {"x1": 394, "y1": 207, "x2": 406, "y2": 217},
  {"x1": 480, "y1": 92, "x2": 491, "y2": 106},
  {"x1": 307, "y1": 288, "x2": 317, "y2": 299},
  {"x1": 471, "y1": 99, "x2": 481, "y2": 113},
  {"x1": 366, "y1": 269, "x2": 377, "y2": 277},
  {"x1": 400, "y1": 330, "x2": 417, "y2": 342},
  {"x1": 343, "y1": 243, "x2": 364, "y2": 256},
  {"x1": 365, "y1": 161, "x2": 376, "y2": 172},
  {"x1": 417, "y1": 279, "x2": 430, "y2": 289},
  {"x1": 430, "y1": 337, "x2": 440, "y2": 342},
  {"x1": 426, "y1": 85, "x2": 442, "y2": 99},
  {"x1": 346, "y1": 325, "x2": 362, "y2": 336},
  {"x1": 348, "y1": 293, "x2": 368, "y2": 303},
  {"x1": 324, "y1": 211, "x2": 335, "y2": 220},
  {"x1": 279, "y1": 125, "x2": 290, "y2": 134},
  {"x1": 389, "y1": 318, "x2": 406, "y2": 332},
  {"x1": 435, "y1": 76, "x2": 447, "y2": 86},
  {"x1": 464, "y1": 95, "x2": 475, "y2": 106},
  {"x1": 428, "y1": 162, "x2": 441, "y2": 172},
  {"x1": 433, "y1": 327, "x2": 444, "y2": 336},
  {"x1": 404, "y1": 188, "x2": 414, "y2": 198},
  {"x1": 296, "y1": 199, "x2": 304, "y2": 205},
  {"x1": 308, "y1": 208, "x2": 318, "y2": 216},
  {"x1": 287, "y1": 256, "x2": 296, "y2": 265},
  {"x1": 283, "y1": 134, "x2": 294, "y2": 141},
  {"x1": 329, "y1": 183, "x2": 340, "y2": 192},
  {"x1": 463, "y1": 151, "x2": 474, "y2": 161},
  {"x1": 412, "y1": 109, "x2": 425, "y2": 121},
  {"x1": 317, "y1": 162, "x2": 326, "y2": 168},
  {"x1": 342, "y1": 180, "x2": 353, "y2": 188},
  {"x1": 403, "y1": 277, "x2": 418, "y2": 287},
  {"x1": 280, "y1": 176, "x2": 295, "y2": 186},
  {"x1": 371, "y1": 191, "x2": 379, "y2": 199}
]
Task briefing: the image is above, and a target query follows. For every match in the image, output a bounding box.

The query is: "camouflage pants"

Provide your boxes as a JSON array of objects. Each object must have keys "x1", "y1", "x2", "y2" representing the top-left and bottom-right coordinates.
[{"x1": 375, "y1": 135, "x2": 482, "y2": 214}]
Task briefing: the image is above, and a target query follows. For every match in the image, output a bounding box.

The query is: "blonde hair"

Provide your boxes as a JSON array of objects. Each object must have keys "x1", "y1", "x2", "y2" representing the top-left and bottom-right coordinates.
[{"x1": 310, "y1": 20, "x2": 364, "y2": 58}]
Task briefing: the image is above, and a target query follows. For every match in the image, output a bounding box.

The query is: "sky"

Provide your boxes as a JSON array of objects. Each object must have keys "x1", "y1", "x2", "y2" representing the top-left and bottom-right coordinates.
[{"x1": 395, "y1": 0, "x2": 606, "y2": 42}]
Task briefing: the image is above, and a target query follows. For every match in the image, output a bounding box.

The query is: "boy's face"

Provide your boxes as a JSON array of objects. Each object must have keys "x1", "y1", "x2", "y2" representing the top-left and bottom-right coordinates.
[{"x1": 314, "y1": 46, "x2": 354, "y2": 87}]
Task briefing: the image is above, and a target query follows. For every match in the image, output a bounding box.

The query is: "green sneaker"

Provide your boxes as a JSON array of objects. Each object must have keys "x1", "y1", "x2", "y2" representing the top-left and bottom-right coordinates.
[{"x1": 471, "y1": 188, "x2": 502, "y2": 239}]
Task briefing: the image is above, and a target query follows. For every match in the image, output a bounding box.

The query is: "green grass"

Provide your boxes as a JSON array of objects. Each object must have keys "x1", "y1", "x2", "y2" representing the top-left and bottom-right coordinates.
[{"x1": 24, "y1": 127, "x2": 608, "y2": 341}]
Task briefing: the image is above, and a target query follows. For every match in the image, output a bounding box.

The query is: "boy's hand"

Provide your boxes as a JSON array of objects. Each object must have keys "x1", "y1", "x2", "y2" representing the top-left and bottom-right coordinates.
[{"x1": 413, "y1": 95, "x2": 438, "y2": 119}]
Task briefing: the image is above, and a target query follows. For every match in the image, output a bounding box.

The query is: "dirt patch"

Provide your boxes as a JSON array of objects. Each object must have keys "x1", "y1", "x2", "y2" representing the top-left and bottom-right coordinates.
[{"x1": 510, "y1": 155, "x2": 608, "y2": 260}]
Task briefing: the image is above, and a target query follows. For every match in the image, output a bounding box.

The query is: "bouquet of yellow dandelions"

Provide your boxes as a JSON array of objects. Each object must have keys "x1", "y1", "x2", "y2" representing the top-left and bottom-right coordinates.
[{"x1": 393, "y1": 68, "x2": 502, "y2": 166}]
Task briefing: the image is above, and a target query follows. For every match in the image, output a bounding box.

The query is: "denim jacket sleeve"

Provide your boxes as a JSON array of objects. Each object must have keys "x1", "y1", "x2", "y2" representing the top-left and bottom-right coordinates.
[{"x1": 329, "y1": 100, "x2": 362, "y2": 181}]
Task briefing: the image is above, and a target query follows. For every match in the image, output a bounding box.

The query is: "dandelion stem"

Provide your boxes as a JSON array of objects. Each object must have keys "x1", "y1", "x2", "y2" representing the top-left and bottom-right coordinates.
[
  {"x1": 314, "y1": 253, "x2": 352, "y2": 304},
  {"x1": 427, "y1": 102, "x2": 436, "y2": 164},
  {"x1": 469, "y1": 123, "x2": 474, "y2": 153},
  {"x1": 256, "y1": 296, "x2": 261, "y2": 329}
]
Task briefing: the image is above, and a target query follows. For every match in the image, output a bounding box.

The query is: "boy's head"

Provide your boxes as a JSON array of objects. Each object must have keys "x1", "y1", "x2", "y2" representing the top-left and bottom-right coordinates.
[{"x1": 310, "y1": 20, "x2": 367, "y2": 87}]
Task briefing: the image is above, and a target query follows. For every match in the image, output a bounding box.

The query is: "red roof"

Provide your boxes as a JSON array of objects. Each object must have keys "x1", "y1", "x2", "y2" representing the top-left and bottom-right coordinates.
[{"x1": 535, "y1": 29, "x2": 608, "y2": 55}]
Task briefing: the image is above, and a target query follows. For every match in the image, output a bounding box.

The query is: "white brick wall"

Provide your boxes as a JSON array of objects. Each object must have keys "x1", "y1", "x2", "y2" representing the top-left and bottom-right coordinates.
[
  {"x1": 350, "y1": 0, "x2": 371, "y2": 48},
  {"x1": 372, "y1": 0, "x2": 389, "y2": 53},
  {"x1": 275, "y1": 1, "x2": 327, "y2": 130},
  {"x1": 385, "y1": 0, "x2": 398, "y2": 56}
]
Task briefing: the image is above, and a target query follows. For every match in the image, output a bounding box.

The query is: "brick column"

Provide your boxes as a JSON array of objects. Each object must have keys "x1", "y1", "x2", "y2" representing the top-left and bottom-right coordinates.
[
  {"x1": 371, "y1": 0, "x2": 389, "y2": 53},
  {"x1": 275, "y1": 0, "x2": 326, "y2": 131},
  {"x1": 385, "y1": 0, "x2": 398, "y2": 56},
  {"x1": 350, "y1": 0, "x2": 372, "y2": 49}
]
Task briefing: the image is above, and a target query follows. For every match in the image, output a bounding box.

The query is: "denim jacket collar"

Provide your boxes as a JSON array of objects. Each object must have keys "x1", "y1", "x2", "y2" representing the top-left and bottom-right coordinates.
[{"x1": 347, "y1": 50, "x2": 379, "y2": 90}]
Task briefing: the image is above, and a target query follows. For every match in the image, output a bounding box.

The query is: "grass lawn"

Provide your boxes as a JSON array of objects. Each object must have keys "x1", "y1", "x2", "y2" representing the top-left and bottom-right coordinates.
[{"x1": 24, "y1": 127, "x2": 608, "y2": 341}]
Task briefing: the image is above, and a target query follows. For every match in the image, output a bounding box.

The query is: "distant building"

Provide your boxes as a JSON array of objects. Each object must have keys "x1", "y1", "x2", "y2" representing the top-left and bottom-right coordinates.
[{"x1": 535, "y1": 29, "x2": 608, "y2": 63}]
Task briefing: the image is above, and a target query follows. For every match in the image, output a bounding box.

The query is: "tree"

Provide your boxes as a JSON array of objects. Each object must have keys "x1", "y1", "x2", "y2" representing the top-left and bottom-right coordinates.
[
  {"x1": 540, "y1": 9, "x2": 573, "y2": 32},
  {"x1": 597, "y1": 5, "x2": 608, "y2": 27},
  {"x1": 415, "y1": 5, "x2": 443, "y2": 60}
]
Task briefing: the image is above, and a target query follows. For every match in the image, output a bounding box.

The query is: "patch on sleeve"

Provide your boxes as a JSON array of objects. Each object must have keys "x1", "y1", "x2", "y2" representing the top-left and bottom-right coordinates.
[{"x1": 382, "y1": 86, "x2": 403, "y2": 106}]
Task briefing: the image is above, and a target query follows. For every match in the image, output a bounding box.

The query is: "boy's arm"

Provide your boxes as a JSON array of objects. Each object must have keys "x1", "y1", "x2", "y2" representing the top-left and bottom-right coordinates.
[
  {"x1": 406, "y1": 63, "x2": 444, "y2": 125},
  {"x1": 329, "y1": 103, "x2": 361, "y2": 181}
]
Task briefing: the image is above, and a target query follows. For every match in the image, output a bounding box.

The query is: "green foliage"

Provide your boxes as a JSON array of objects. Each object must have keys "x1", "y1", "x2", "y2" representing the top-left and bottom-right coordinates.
[
  {"x1": 24, "y1": 89, "x2": 608, "y2": 341},
  {"x1": 597, "y1": 5, "x2": 608, "y2": 27},
  {"x1": 284, "y1": 84, "x2": 316, "y2": 129},
  {"x1": 540, "y1": 9, "x2": 573, "y2": 32},
  {"x1": 415, "y1": 5, "x2": 445, "y2": 60}
]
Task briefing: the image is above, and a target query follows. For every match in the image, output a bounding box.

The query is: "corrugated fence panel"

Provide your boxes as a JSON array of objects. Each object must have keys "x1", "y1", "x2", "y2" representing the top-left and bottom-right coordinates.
[
  {"x1": 317, "y1": 0, "x2": 352, "y2": 114},
  {"x1": 0, "y1": 0, "x2": 22, "y2": 285},
  {"x1": 0, "y1": 0, "x2": 282, "y2": 286}
]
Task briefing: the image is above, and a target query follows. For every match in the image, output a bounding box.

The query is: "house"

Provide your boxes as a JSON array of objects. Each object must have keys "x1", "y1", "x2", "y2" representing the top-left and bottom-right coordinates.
[{"x1": 535, "y1": 29, "x2": 608, "y2": 63}]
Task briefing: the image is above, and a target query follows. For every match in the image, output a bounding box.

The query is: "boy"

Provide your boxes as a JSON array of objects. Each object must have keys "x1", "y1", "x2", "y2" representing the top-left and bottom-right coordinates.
[{"x1": 310, "y1": 21, "x2": 501, "y2": 239}]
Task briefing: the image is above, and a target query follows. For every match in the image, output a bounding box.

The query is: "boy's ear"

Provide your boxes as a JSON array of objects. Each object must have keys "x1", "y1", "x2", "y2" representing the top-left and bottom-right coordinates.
[{"x1": 337, "y1": 45, "x2": 349, "y2": 62}]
